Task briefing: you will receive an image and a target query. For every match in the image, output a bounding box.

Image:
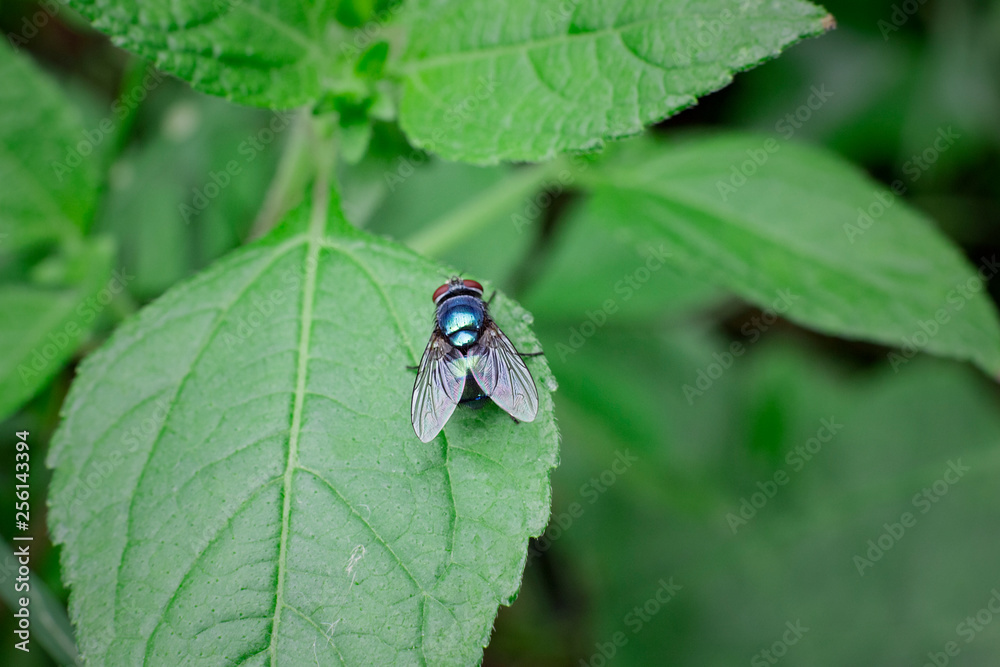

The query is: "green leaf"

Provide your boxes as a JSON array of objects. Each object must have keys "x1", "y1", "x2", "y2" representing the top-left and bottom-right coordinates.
[
  {"x1": 584, "y1": 134, "x2": 1000, "y2": 376},
  {"x1": 523, "y1": 198, "x2": 723, "y2": 323},
  {"x1": 0, "y1": 239, "x2": 114, "y2": 422},
  {"x1": 398, "y1": 0, "x2": 832, "y2": 164},
  {"x1": 48, "y1": 185, "x2": 558, "y2": 665},
  {"x1": 0, "y1": 44, "x2": 102, "y2": 248},
  {"x1": 66, "y1": 0, "x2": 350, "y2": 107}
]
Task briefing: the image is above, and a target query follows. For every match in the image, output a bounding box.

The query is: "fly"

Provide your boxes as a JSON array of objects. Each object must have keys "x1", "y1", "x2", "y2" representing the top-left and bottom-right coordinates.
[{"x1": 410, "y1": 276, "x2": 540, "y2": 443}]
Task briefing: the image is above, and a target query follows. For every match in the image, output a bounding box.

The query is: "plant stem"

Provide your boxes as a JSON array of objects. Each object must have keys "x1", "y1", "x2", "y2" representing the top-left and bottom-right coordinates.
[
  {"x1": 405, "y1": 157, "x2": 569, "y2": 257},
  {"x1": 247, "y1": 108, "x2": 317, "y2": 241}
]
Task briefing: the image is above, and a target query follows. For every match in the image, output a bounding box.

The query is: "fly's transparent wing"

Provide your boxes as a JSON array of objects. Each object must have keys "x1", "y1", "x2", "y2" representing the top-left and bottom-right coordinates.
[
  {"x1": 411, "y1": 332, "x2": 467, "y2": 442},
  {"x1": 468, "y1": 322, "x2": 538, "y2": 422}
]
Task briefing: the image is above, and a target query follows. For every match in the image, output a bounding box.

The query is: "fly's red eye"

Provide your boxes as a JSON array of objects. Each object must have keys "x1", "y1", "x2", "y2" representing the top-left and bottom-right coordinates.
[
  {"x1": 432, "y1": 283, "x2": 450, "y2": 302},
  {"x1": 462, "y1": 279, "x2": 483, "y2": 292}
]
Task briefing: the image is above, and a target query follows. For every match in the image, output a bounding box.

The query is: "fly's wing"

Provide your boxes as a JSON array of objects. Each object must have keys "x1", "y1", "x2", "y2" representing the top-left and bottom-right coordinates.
[
  {"x1": 468, "y1": 322, "x2": 538, "y2": 422},
  {"x1": 411, "y1": 332, "x2": 467, "y2": 442}
]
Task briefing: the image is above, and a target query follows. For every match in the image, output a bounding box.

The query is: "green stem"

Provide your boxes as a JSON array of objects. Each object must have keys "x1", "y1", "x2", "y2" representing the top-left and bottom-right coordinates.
[
  {"x1": 248, "y1": 108, "x2": 317, "y2": 241},
  {"x1": 405, "y1": 157, "x2": 570, "y2": 257},
  {"x1": 310, "y1": 113, "x2": 340, "y2": 179}
]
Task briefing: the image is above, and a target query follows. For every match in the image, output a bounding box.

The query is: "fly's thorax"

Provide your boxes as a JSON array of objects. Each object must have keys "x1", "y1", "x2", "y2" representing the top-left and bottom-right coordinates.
[{"x1": 436, "y1": 294, "x2": 485, "y2": 348}]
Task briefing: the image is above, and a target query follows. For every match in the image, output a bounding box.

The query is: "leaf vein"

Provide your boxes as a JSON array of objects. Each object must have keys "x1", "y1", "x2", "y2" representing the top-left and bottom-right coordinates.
[{"x1": 117, "y1": 243, "x2": 303, "y2": 664}]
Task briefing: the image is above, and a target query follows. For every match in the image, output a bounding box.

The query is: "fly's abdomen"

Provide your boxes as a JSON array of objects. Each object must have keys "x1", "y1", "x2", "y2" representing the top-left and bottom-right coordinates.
[{"x1": 459, "y1": 374, "x2": 487, "y2": 407}]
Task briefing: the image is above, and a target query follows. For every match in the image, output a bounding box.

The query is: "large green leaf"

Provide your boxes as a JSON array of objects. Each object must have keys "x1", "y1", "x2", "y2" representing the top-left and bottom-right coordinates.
[
  {"x1": 0, "y1": 44, "x2": 102, "y2": 248},
  {"x1": 584, "y1": 134, "x2": 1000, "y2": 376},
  {"x1": 399, "y1": 0, "x2": 832, "y2": 164},
  {"x1": 523, "y1": 198, "x2": 723, "y2": 324},
  {"x1": 66, "y1": 0, "x2": 350, "y2": 107},
  {"x1": 48, "y1": 184, "x2": 558, "y2": 665},
  {"x1": 0, "y1": 240, "x2": 114, "y2": 422}
]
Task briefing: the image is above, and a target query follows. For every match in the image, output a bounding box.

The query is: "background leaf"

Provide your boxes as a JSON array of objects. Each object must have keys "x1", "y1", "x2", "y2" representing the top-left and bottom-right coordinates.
[
  {"x1": 48, "y1": 186, "x2": 558, "y2": 665},
  {"x1": 65, "y1": 0, "x2": 350, "y2": 107},
  {"x1": 0, "y1": 240, "x2": 115, "y2": 423},
  {"x1": 523, "y1": 199, "x2": 724, "y2": 323},
  {"x1": 399, "y1": 0, "x2": 832, "y2": 163},
  {"x1": 584, "y1": 134, "x2": 1000, "y2": 376},
  {"x1": 0, "y1": 44, "x2": 102, "y2": 248}
]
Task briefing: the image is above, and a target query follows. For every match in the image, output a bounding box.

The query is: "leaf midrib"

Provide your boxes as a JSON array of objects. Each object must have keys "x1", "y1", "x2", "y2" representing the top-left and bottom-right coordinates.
[
  {"x1": 318, "y1": 241, "x2": 461, "y2": 659},
  {"x1": 268, "y1": 181, "x2": 328, "y2": 664},
  {"x1": 597, "y1": 174, "x2": 915, "y2": 298},
  {"x1": 401, "y1": 13, "x2": 821, "y2": 72},
  {"x1": 592, "y1": 169, "x2": 1000, "y2": 371},
  {"x1": 403, "y1": 15, "x2": 663, "y2": 72},
  {"x1": 130, "y1": 242, "x2": 307, "y2": 664}
]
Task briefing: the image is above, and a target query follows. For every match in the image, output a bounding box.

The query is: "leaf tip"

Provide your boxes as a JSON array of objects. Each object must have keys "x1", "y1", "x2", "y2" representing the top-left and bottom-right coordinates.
[{"x1": 821, "y1": 14, "x2": 837, "y2": 32}]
